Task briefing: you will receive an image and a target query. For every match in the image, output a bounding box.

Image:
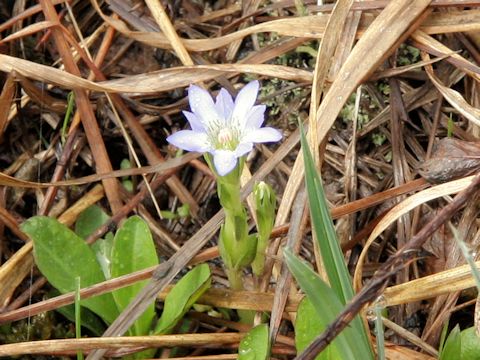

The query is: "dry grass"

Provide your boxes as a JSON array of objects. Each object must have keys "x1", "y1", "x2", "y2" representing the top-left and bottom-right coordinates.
[{"x1": 1, "y1": 0, "x2": 480, "y2": 359}]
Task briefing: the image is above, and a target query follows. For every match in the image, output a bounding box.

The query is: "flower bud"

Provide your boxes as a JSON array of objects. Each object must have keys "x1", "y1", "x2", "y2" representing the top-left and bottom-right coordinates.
[{"x1": 252, "y1": 181, "x2": 276, "y2": 276}]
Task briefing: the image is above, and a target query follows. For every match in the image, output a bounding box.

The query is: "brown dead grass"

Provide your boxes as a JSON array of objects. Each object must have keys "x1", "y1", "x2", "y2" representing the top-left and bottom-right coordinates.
[{"x1": 1, "y1": 0, "x2": 480, "y2": 359}]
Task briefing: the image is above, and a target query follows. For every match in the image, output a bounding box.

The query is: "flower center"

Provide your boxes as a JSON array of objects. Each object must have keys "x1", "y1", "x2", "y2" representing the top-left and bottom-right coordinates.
[
  {"x1": 217, "y1": 128, "x2": 234, "y2": 145},
  {"x1": 213, "y1": 127, "x2": 240, "y2": 151}
]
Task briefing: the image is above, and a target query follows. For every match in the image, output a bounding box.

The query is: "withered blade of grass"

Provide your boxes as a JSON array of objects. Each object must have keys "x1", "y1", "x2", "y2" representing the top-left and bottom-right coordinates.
[
  {"x1": 423, "y1": 191, "x2": 480, "y2": 344},
  {"x1": 0, "y1": 55, "x2": 313, "y2": 93},
  {"x1": 1, "y1": 20, "x2": 56, "y2": 43},
  {"x1": 144, "y1": 0, "x2": 194, "y2": 65},
  {"x1": 369, "y1": 52, "x2": 457, "y2": 81},
  {"x1": 296, "y1": 172, "x2": 480, "y2": 360},
  {"x1": 0, "y1": 73, "x2": 16, "y2": 138},
  {"x1": 0, "y1": 0, "x2": 66, "y2": 33},
  {"x1": 0, "y1": 333, "x2": 245, "y2": 357},
  {"x1": 89, "y1": 1, "x2": 480, "y2": 52},
  {"x1": 268, "y1": 0, "x2": 356, "y2": 345},
  {"x1": 4, "y1": 5, "x2": 480, "y2": 52},
  {"x1": 412, "y1": 30, "x2": 480, "y2": 80},
  {"x1": 423, "y1": 53, "x2": 480, "y2": 128},
  {"x1": 0, "y1": 243, "x2": 35, "y2": 309},
  {"x1": 276, "y1": 0, "x2": 433, "y2": 289},
  {"x1": 0, "y1": 152, "x2": 200, "y2": 188},
  {"x1": 15, "y1": 74, "x2": 67, "y2": 113},
  {"x1": 224, "y1": 0, "x2": 262, "y2": 61},
  {"x1": 39, "y1": 0, "x2": 123, "y2": 213},
  {"x1": 353, "y1": 175, "x2": 480, "y2": 293},
  {"x1": 269, "y1": 185, "x2": 308, "y2": 344}
]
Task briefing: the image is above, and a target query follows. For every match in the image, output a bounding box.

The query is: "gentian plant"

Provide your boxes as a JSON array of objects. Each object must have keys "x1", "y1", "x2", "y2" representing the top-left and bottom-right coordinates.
[{"x1": 167, "y1": 81, "x2": 281, "y2": 290}]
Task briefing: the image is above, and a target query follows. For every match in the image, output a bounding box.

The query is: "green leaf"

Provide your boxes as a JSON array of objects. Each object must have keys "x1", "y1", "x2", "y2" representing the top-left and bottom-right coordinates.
[
  {"x1": 460, "y1": 327, "x2": 480, "y2": 360},
  {"x1": 111, "y1": 216, "x2": 159, "y2": 335},
  {"x1": 296, "y1": 298, "x2": 338, "y2": 360},
  {"x1": 300, "y1": 125, "x2": 373, "y2": 358},
  {"x1": 440, "y1": 325, "x2": 461, "y2": 360},
  {"x1": 300, "y1": 125, "x2": 353, "y2": 304},
  {"x1": 22, "y1": 216, "x2": 119, "y2": 324},
  {"x1": 238, "y1": 324, "x2": 269, "y2": 360},
  {"x1": 75, "y1": 205, "x2": 110, "y2": 240},
  {"x1": 284, "y1": 248, "x2": 368, "y2": 360},
  {"x1": 154, "y1": 264, "x2": 211, "y2": 334}
]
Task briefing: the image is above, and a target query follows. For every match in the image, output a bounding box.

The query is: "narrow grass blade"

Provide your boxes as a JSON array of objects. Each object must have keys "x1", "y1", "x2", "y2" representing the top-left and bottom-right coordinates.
[
  {"x1": 373, "y1": 307, "x2": 385, "y2": 360},
  {"x1": 300, "y1": 124, "x2": 353, "y2": 303},
  {"x1": 75, "y1": 277, "x2": 84, "y2": 360},
  {"x1": 299, "y1": 125, "x2": 373, "y2": 358},
  {"x1": 285, "y1": 248, "x2": 364, "y2": 360}
]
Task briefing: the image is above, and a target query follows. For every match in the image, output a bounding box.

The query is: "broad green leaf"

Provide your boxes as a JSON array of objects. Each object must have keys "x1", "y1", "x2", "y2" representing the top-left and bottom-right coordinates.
[
  {"x1": 440, "y1": 325, "x2": 461, "y2": 360},
  {"x1": 22, "y1": 216, "x2": 119, "y2": 324},
  {"x1": 296, "y1": 298, "x2": 337, "y2": 360},
  {"x1": 154, "y1": 264, "x2": 211, "y2": 334},
  {"x1": 111, "y1": 216, "x2": 158, "y2": 336},
  {"x1": 238, "y1": 324, "x2": 269, "y2": 360},
  {"x1": 75, "y1": 205, "x2": 109, "y2": 240},
  {"x1": 460, "y1": 327, "x2": 480, "y2": 360},
  {"x1": 284, "y1": 248, "x2": 366, "y2": 360},
  {"x1": 300, "y1": 125, "x2": 373, "y2": 358}
]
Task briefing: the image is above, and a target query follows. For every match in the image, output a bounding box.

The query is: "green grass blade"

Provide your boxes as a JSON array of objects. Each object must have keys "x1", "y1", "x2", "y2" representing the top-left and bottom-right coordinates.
[
  {"x1": 373, "y1": 306, "x2": 385, "y2": 360},
  {"x1": 299, "y1": 125, "x2": 373, "y2": 358},
  {"x1": 75, "y1": 277, "x2": 84, "y2": 360},
  {"x1": 285, "y1": 248, "x2": 363, "y2": 360},
  {"x1": 300, "y1": 125, "x2": 353, "y2": 302}
]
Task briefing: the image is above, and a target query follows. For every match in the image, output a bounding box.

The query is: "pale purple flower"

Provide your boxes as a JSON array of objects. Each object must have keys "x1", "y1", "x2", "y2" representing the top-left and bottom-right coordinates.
[{"x1": 167, "y1": 81, "x2": 282, "y2": 176}]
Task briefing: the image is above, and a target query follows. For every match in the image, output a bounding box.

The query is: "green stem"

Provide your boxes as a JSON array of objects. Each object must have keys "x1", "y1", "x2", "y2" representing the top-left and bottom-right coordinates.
[
  {"x1": 226, "y1": 268, "x2": 244, "y2": 290},
  {"x1": 216, "y1": 165, "x2": 255, "y2": 290}
]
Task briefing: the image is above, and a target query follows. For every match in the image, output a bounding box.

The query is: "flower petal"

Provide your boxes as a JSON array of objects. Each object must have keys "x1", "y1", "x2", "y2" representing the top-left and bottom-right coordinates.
[
  {"x1": 245, "y1": 105, "x2": 266, "y2": 129},
  {"x1": 235, "y1": 142, "x2": 253, "y2": 157},
  {"x1": 242, "y1": 127, "x2": 282, "y2": 144},
  {"x1": 212, "y1": 150, "x2": 238, "y2": 176},
  {"x1": 231, "y1": 81, "x2": 259, "y2": 127},
  {"x1": 215, "y1": 88, "x2": 234, "y2": 121},
  {"x1": 167, "y1": 130, "x2": 211, "y2": 152},
  {"x1": 183, "y1": 111, "x2": 204, "y2": 132},
  {"x1": 188, "y1": 85, "x2": 220, "y2": 125}
]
